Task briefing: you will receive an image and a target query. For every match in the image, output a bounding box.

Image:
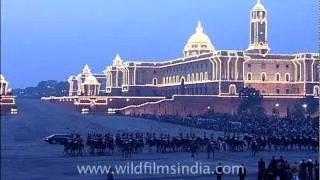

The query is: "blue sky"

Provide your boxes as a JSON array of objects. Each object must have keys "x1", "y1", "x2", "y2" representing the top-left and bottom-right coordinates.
[{"x1": 1, "y1": 0, "x2": 317, "y2": 88}]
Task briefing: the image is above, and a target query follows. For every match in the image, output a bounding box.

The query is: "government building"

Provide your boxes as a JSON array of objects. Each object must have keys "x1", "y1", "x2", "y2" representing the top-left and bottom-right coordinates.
[
  {"x1": 0, "y1": 74, "x2": 17, "y2": 115},
  {"x1": 58, "y1": 0, "x2": 319, "y2": 116}
]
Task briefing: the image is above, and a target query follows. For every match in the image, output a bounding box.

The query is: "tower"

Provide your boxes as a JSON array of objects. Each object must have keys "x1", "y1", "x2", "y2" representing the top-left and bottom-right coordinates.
[{"x1": 247, "y1": 0, "x2": 270, "y2": 55}]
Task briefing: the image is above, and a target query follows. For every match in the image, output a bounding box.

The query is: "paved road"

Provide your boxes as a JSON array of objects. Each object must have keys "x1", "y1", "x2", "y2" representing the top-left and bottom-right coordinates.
[{"x1": 1, "y1": 99, "x2": 318, "y2": 180}]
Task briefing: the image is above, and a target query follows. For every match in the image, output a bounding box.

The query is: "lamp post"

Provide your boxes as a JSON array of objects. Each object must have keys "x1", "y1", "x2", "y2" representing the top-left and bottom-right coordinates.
[
  {"x1": 302, "y1": 104, "x2": 308, "y2": 117},
  {"x1": 273, "y1": 103, "x2": 280, "y2": 118}
]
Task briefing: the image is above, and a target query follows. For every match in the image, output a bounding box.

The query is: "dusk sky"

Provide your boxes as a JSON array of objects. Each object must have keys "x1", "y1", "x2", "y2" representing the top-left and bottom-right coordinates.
[{"x1": 2, "y1": 0, "x2": 317, "y2": 88}]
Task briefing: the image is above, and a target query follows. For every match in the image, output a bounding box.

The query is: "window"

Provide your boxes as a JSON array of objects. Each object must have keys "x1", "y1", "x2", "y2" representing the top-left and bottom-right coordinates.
[
  {"x1": 176, "y1": 76, "x2": 179, "y2": 83},
  {"x1": 276, "y1": 64, "x2": 279, "y2": 68},
  {"x1": 286, "y1": 65, "x2": 289, "y2": 68},
  {"x1": 261, "y1": 63, "x2": 266, "y2": 69},
  {"x1": 204, "y1": 72, "x2": 208, "y2": 81},
  {"x1": 229, "y1": 85, "x2": 236, "y2": 95},
  {"x1": 286, "y1": 89, "x2": 290, "y2": 94},
  {"x1": 187, "y1": 74, "x2": 190, "y2": 82},
  {"x1": 247, "y1": 72, "x2": 252, "y2": 81},
  {"x1": 261, "y1": 73, "x2": 266, "y2": 82},
  {"x1": 191, "y1": 73, "x2": 195, "y2": 82},
  {"x1": 248, "y1": 64, "x2": 251, "y2": 68},
  {"x1": 275, "y1": 73, "x2": 280, "y2": 81},
  {"x1": 200, "y1": 73, "x2": 203, "y2": 81},
  {"x1": 276, "y1": 89, "x2": 280, "y2": 94},
  {"x1": 163, "y1": 77, "x2": 165, "y2": 84},
  {"x1": 153, "y1": 78, "x2": 157, "y2": 85},
  {"x1": 285, "y1": 73, "x2": 290, "y2": 82},
  {"x1": 196, "y1": 73, "x2": 199, "y2": 81},
  {"x1": 314, "y1": 86, "x2": 320, "y2": 96}
]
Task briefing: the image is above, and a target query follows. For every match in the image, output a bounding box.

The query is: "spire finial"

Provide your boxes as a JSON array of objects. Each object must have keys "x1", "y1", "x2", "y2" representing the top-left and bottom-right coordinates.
[
  {"x1": 113, "y1": 54, "x2": 123, "y2": 66},
  {"x1": 196, "y1": 20, "x2": 203, "y2": 33},
  {"x1": 257, "y1": 0, "x2": 261, "y2": 4}
]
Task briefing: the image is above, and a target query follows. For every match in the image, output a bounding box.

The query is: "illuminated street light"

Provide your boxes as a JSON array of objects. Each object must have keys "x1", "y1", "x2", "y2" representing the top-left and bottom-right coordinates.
[
  {"x1": 302, "y1": 104, "x2": 307, "y2": 108},
  {"x1": 81, "y1": 108, "x2": 89, "y2": 115},
  {"x1": 275, "y1": 103, "x2": 279, "y2": 107}
]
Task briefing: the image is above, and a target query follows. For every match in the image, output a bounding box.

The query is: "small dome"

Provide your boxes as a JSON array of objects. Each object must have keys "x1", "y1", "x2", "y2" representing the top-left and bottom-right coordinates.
[
  {"x1": 252, "y1": 0, "x2": 266, "y2": 11},
  {"x1": 184, "y1": 21, "x2": 214, "y2": 57},
  {"x1": 84, "y1": 74, "x2": 99, "y2": 85}
]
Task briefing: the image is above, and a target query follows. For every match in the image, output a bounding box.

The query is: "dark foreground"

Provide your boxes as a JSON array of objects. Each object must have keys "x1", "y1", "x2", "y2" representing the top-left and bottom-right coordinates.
[{"x1": 1, "y1": 99, "x2": 318, "y2": 180}]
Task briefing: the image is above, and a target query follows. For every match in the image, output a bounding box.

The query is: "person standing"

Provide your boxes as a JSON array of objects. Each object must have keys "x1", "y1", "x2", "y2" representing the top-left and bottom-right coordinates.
[
  {"x1": 216, "y1": 162, "x2": 223, "y2": 180},
  {"x1": 315, "y1": 160, "x2": 319, "y2": 180},
  {"x1": 107, "y1": 167, "x2": 114, "y2": 180},
  {"x1": 238, "y1": 164, "x2": 247, "y2": 180},
  {"x1": 291, "y1": 162, "x2": 299, "y2": 180},
  {"x1": 258, "y1": 158, "x2": 265, "y2": 180},
  {"x1": 307, "y1": 159, "x2": 314, "y2": 180}
]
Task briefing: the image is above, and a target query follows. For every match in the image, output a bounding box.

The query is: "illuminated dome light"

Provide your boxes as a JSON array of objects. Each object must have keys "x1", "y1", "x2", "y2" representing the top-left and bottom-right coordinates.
[
  {"x1": 83, "y1": 74, "x2": 99, "y2": 85},
  {"x1": 183, "y1": 21, "x2": 214, "y2": 57},
  {"x1": 113, "y1": 54, "x2": 123, "y2": 67},
  {"x1": 252, "y1": 0, "x2": 266, "y2": 12}
]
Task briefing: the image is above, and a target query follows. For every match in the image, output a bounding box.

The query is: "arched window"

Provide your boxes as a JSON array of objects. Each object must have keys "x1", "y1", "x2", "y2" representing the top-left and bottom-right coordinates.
[
  {"x1": 187, "y1": 74, "x2": 190, "y2": 82},
  {"x1": 261, "y1": 73, "x2": 266, "y2": 82},
  {"x1": 176, "y1": 75, "x2": 179, "y2": 83},
  {"x1": 247, "y1": 72, "x2": 252, "y2": 81},
  {"x1": 285, "y1": 73, "x2": 290, "y2": 82},
  {"x1": 314, "y1": 86, "x2": 320, "y2": 96},
  {"x1": 153, "y1": 78, "x2": 157, "y2": 85},
  {"x1": 163, "y1": 77, "x2": 165, "y2": 84},
  {"x1": 166, "y1": 77, "x2": 169, "y2": 84},
  {"x1": 191, "y1": 73, "x2": 195, "y2": 82},
  {"x1": 172, "y1": 76, "x2": 175, "y2": 83},
  {"x1": 275, "y1": 73, "x2": 280, "y2": 82},
  {"x1": 169, "y1": 76, "x2": 172, "y2": 84},
  {"x1": 200, "y1": 73, "x2": 203, "y2": 81},
  {"x1": 204, "y1": 72, "x2": 208, "y2": 81},
  {"x1": 229, "y1": 84, "x2": 237, "y2": 95},
  {"x1": 196, "y1": 73, "x2": 199, "y2": 81}
]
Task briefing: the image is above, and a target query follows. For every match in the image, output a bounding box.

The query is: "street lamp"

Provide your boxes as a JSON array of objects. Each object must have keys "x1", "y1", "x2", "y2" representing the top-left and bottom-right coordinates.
[
  {"x1": 81, "y1": 108, "x2": 89, "y2": 115},
  {"x1": 275, "y1": 103, "x2": 280, "y2": 107},
  {"x1": 302, "y1": 104, "x2": 307, "y2": 108}
]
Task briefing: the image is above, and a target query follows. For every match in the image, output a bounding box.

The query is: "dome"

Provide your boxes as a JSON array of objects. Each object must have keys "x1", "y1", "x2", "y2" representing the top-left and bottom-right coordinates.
[
  {"x1": 252, "y1": 0, "x2": 266, "y2": 11},
  {"x1": 183, "y1": 21, "x2": 214, "y2": 57},
  {"x1": 83, "y1": 74, "x2": 99, "y2": 85}
]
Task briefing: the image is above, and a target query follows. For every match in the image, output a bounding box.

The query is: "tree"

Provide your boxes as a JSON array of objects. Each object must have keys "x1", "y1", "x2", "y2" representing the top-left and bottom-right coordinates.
[
  {"x1": 238, "y1": 87, "x2": 263, "y2": 115},
  {"x1": 12, "y1": 80, "x2": 69, "y2": 98},
  {"x1": 292, "y1": 96, "x2": 319, "y2": 117}
]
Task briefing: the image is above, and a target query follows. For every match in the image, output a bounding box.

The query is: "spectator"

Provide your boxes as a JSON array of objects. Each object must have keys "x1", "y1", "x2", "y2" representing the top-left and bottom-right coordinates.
[
  {"x1": 315, "y1": 160, "x2": 319, "y2": 180},
  {"x1": 107, "y1": 167, "x2": 114, "y2": 180},
  {"x1": 238, "y1": 163, "x2": 247, "y2": 180},
  {"x1": 307, "y1": 159, "x2": 314, "y2": 180},
  {"x1": 216, "y1": 162, "x2": 223, "y2": 180},
  {"x1": 258, "y1": 158, "x2": 265, "y2": 180}
]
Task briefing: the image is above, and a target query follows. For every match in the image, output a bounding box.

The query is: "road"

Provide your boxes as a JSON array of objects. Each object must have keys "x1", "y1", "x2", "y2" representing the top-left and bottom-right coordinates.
[{"x1": 1, "y1": 99, "x2": 318, "y2": 180}]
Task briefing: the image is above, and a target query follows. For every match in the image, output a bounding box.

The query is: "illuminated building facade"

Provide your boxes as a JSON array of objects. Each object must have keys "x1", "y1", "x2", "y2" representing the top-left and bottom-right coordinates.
[
  {"x1": 0, "y1": 74, "x2": 17, "y2": 115},
  {"x1": 65, "y1": 0, "x2": 319, "y2": 115}
]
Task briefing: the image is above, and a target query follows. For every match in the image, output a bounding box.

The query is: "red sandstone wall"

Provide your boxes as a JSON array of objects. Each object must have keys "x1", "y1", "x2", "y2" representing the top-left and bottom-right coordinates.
[{"x1": 121, "y1": 96, "x2": 311, "y2": 117}]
